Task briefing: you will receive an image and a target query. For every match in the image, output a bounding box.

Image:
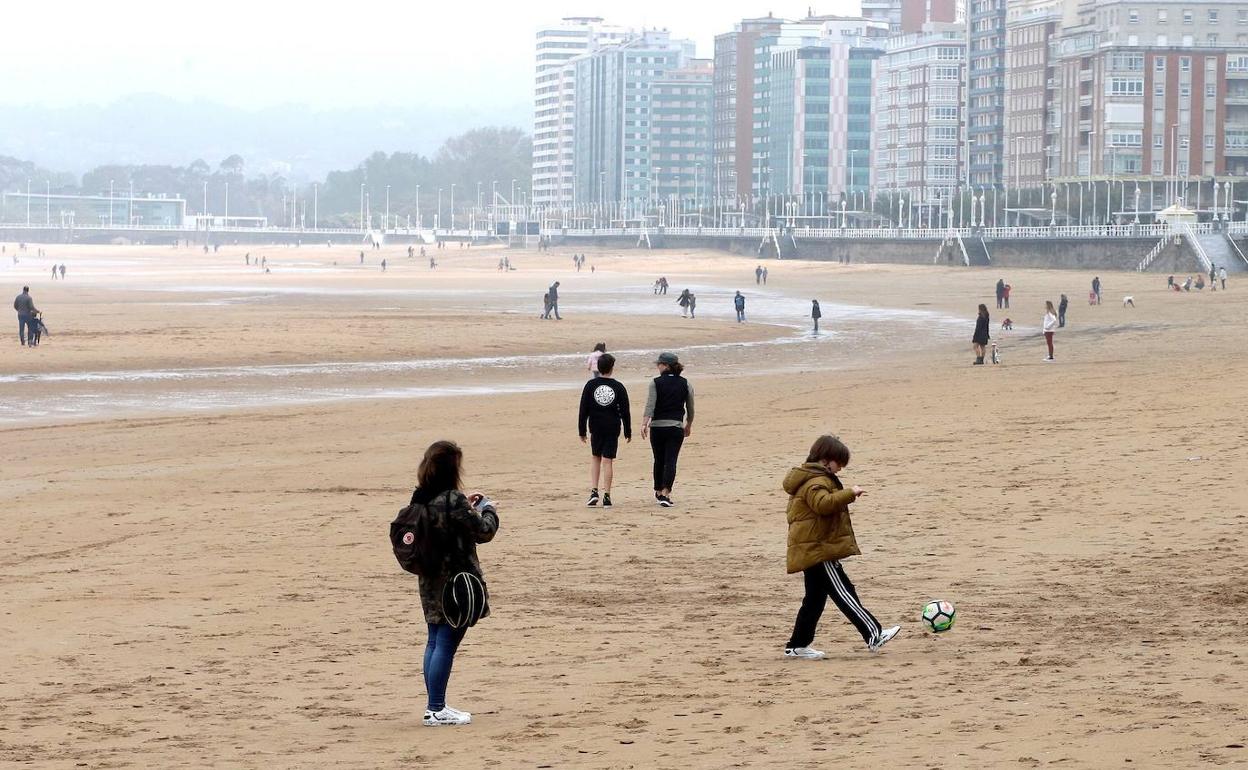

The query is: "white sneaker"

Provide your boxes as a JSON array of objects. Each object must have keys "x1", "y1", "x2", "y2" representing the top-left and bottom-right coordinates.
[
  {"x1": 442, "y1": 705, "x2": 471, "y2": 719},
  {"x1": 784, "y1": 646, "x2": 826, "y2": 660},
  {"x1": 423, "y1": 707, "x2": 472, "y2": 726},
  {"x1": 868, "y1": 626, "x2": 901, "y2": 652}
]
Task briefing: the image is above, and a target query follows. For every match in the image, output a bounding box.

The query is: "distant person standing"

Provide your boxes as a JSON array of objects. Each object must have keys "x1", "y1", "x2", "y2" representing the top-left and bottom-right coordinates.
[
  {"x1": 762, "y1": 267, "x2": 769, "y2": 285},
  {"x1": 641, "y1": 352, "x2": 693, "y2": 508},
  {"x1": 1003, "y1": 283, "x2": 1011, "y2": 309},
  {"x1": 547, "y1": 282, "x2": 562, "y2": 320},
  {"x1": 1091, "y1": 276, "x2": 1102, "y2": 305},
  {"x1": 51, "y1": 265, "x2": 58, "y2": 280},
  {"x1": 811, "y1": 299, "x2": 822, "y2": 334},
  {"x1": 1043, "y1": 300, "x2": 1058, "y2": 362},
  {"x1": 734, "y1": 291, "x2": 746, "y2": 322},
  {"x1": 972, "y1": 304, "x2": 990, "y2": 365},
  {"x1": 756, "y1": 265, "x2": 763, "y2": 285},
  {"x1": 1209, "y1": 264, "x2": 1217, "y2": 292},
  {"x1": 58, "y1": 264, "x2": 65, "y2": 279},
  {"x1": 578, "y1": 353, "x2": 631, "y2": 509},
  {"x1": 360, "y1": 251, "x2": 365, "y2": 265},
  {"x1": 381, "y1": 259, "x2": 387, "y2": 272},
  {"x1": 586, "y1": 342, "x2": 606, "y2": 378},
  {"x1": 13, "y1": 286, "x2": 37, "y2": 347},
  {"x1": 1058, "y1": 293, "x2": 1068, "y2": 328},
  {"x1": 995, "y1": 278, "x2": 1006, "y2": 309},
  {"x1": 1220, "y1": 266, "x2": 1228, "y2": 290}
]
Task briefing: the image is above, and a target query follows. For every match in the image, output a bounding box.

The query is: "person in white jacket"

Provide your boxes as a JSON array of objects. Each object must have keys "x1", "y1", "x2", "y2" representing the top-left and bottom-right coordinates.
[{"x1": 1042, "y1": 301, "x2": 1058, "y2": 362}]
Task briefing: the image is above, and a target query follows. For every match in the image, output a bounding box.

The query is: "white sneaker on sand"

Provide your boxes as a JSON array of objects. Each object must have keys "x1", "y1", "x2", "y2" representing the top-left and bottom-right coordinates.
[
  {"x1": 868, "y1": 626, "x2": 901, "y2": 652},
  {"x1": 424, "y1": 707, "x2": 472, "y2": 726},
  {"x1": 784, "y1": 646, "x2": 826, "y2": 660}
]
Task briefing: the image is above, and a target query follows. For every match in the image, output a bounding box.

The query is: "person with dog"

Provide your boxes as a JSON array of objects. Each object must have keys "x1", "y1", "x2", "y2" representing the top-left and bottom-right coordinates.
[
  {"x1": 782, "y1": 434, "x2": 901, "y2": 659},
  {"x1": 578, "y1": 353, "x2": 631, "y2": 508},
  {"x1": 546, "y1": 281, "x2": 562, "y2": 320},
  {"x1": 13, "y1": 286, "x2": 38, "y2": 347},
  {"x1": 641, "y1": 352, "x2": 693, "y2": 508},
  {"x1": 972, "y1": 304, "x2": 990, "y2": 365},
  {"x1": 1043, "y1": 300, "x2": 1058, "y2": 362},
  {"x1": 400, "y1": 440, "x2": 499, "y2": 727}
]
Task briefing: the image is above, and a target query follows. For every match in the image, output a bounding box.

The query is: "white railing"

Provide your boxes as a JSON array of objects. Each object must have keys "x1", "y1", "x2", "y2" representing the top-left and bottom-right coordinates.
[
  {"x1": 1179, "y1": 224, "x2": 1214, "y2": 273},
  {"x1": 1137, "y1": 236, "x2": 1170, "y2": 271},
  {"x1": 1224, "y1": 233, "x2": 1248, "y2": 267},
  {"x1": 982, "y1": 224, "x2": 1173, "y2": 239},
  {"x1": 1227, "y1": 221, "x2": 1248, "y2": 236}
]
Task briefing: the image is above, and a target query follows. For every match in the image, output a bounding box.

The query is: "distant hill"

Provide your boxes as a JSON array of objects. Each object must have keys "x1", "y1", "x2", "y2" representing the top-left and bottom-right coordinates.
[{"x1": 0, "y1": 94, "x2": 531, "y2": 181}]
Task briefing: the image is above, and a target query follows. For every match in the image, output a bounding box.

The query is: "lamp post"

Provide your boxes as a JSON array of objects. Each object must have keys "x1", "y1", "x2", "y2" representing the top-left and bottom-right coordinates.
[
  {"x1": 26, "y1": 178, "x2": 32, "y2": 226},
  {"x1": 359, "y1": 183, "x2": 365, "y2": 232},
  {"x1": 416, "y1": 184, "x2": 421, "y2": 229},
  {"x1": 47, "y1": 180, "x2": 51, "y2": 226},
  {"x1": 385, "y1": 185, "x2": 391, "y2": 232},
  {"x1": 450, "y1": 183, "x2": 456, "y2": 233},
  {"x1": 1050, "y1": 186, "x2": 1057, "y2": 227},
  {"x1": 437, "y1": 188, "x2": 443, "y2": 232},
  {"x1": 313, "y1": 183, "x2": 319, "y2": 229},
  {"x1": 201, "y1": 180, "x2": 207, "y2": 220},
  {"x1": 1134, "y1": 184, "x2": 1141, "y2": 225},
  {"x1": 223, "y1": 182, "x2": 228, "y2": 226}
]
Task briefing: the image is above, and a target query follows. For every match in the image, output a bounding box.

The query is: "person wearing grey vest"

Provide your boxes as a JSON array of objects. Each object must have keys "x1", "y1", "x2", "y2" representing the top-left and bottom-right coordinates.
[{"x1": 641, "y1": 352, "x2": 694, "y2": 508}]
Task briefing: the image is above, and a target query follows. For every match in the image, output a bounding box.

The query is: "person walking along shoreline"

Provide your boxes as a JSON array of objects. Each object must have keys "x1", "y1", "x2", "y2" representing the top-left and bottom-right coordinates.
[{"x1": 641, "y1": 352, "x2": 693, "y2": 508}]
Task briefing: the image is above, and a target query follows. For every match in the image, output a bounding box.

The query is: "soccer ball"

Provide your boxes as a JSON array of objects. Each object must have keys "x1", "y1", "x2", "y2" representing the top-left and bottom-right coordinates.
[{"x1": 921, "y1": 600, "x2": 956, "y2": 633}]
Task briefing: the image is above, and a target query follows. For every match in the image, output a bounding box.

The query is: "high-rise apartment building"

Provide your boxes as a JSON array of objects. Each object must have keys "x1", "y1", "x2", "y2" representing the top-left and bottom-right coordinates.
[
  {"x1": 714, "y1": 16, "x2": 785, "y2": 201},
  {"x1": 967, "y1": 0, "x2": 1007, "y2": 185},
  {"x1": 570, "y1": 31, "x2": 706, "y2": 208},
  {"x1": 871, "y1": 26, "x2": 967, "y2": 217},
  {"x1": 1051, "y1": 0, "x2": 1248, "y2": 192},
  {"x1": 749, "y1": 16, "x2": 889, "y2": 201},
  {"x1": 1004, "y1": 2, "x2": 1062, "y2": 187},
  {"x1": 533, "y1": 17, "x2": 631, "y2": 207}
]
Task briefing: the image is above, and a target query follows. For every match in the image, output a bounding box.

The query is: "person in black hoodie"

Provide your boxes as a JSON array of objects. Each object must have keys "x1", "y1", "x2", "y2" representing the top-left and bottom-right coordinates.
[
  {"x1": 972, "y1": 304, "x2": 990, "y2": 365},
  {"x1": 578, "y1": 353, "x2": 632, "y2": 508},
  {"x1": 405, "y1": 440, "x2": 499, "y2": 727},
  {"x1": 641, "y1": 352, "x2": 694, "y2": 507}
]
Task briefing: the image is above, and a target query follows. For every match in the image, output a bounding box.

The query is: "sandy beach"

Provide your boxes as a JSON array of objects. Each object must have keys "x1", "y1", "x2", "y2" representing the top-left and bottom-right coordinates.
[{"x1": 2, "y1": 241, "x2": 1247, "y2": 768}]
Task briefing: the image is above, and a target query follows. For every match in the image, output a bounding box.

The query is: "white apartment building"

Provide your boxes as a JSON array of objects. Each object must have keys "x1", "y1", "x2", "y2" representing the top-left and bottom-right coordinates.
[{"x1": 533, "y1": 17, "x2": 631, "y2": 207}]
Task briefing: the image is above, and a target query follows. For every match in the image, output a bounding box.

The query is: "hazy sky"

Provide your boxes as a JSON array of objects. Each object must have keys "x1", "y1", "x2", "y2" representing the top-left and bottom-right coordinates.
[{"x1": 3, "y1": 0, "x2": 859, "y2": 111}]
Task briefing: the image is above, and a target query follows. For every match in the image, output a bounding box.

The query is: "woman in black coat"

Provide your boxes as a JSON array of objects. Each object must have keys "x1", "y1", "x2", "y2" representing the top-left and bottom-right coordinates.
[{"x1": 972, "y1": 304, "x2": 990, "y2": 365}]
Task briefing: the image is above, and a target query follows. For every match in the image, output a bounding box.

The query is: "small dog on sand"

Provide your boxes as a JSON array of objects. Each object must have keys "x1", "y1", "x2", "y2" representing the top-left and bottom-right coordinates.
[{"x1": 1123, "y1": 295, "x2": 1135, "y2": 308}]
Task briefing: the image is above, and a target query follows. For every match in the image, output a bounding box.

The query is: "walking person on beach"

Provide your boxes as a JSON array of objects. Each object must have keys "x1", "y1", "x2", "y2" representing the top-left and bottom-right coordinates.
[
  {"x1": 381, "y1": 259, "x2": 387, "y2": 272},
  {"x1": 541, "y1": 292, "x2": 553, "y2": 320},
  {"x1": 782, "y1": 434, "x2": 901, "y2": 659},
  {"x1": 578, "y1": 353, "x2": 631, "y2": 509},
  {"x1": 734, "y1": 291, "x2": 746, "y2": 323},
  {"x1": 677, "y1": 289, "x2": 692, "y2": 318},
  {"x1": 762, "y1": 267, "x2": 769, "y2": 285},
  {"x1": 972, "y1": 304, "x2": 990, "y2": 365},
  {"x1": 641, "y1": 352, "x2": 694, "y2": 508},
  {"x1": 1058, "y1": 293, "x2": 1068, "y2": 328},
  {"x1": 995, "y1": 278, "x2": 1005, "y2": 310},
  {"x1": 1043, "y1": 300, "x2": 1058, "y2": 362},
  {"x1": 547, "y1": 281, "x2": 562, "y2": 320},
  {"x1": 1220, "y1": 266, "x2": 1228, "y2": 291},
  {"x1": 391, "y1": 441, "x2": 499, "y2": 727},
  {"x1": 1091, "y1": 276, "x2": 1101, "y2": 305},
  {"x1": 14, "y1": 286, "x2": 38, "y2": 347},
  {"x1": 586, "y1": 342, "x2": 606, "y2": 378},
  {"x1": 58, "y1": 264, "x2": 65, "y2": 279},
  {"x1": 756, "y1": 265, "x2": 763, "y2": 285},
  {"x1": 688, "y1": 293, "x2": 697, "y2": 319},
  {"x1": 811, "y1": 299, "x2": 822, "y2": 334}
]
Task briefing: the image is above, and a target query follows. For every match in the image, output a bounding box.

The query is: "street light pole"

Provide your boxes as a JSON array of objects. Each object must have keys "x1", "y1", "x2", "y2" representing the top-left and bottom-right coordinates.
[
  {"x1": 385, "y1": 185, "x2": 391, "y2": 232},
  {"x1": 437, "y1": 188, "x2": 443, "y2": 232},
  {"x1": 450, "y1": 183, "x2": 456, "y2": 233},
  {"x1": 359, "y1": 183, "x2": 365, "y2": 232},
  {"x1": 313, "y1": 183, "x2": 319, "y2": 229}
]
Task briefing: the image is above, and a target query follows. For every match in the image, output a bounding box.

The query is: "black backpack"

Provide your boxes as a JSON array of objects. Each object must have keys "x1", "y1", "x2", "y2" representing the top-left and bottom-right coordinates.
[{"x1": 390, "y1": 490, "x2": 450, "y2": 575}]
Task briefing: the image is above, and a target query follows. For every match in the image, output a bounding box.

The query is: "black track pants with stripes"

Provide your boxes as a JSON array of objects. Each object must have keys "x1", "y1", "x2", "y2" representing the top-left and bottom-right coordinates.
[{"x1": 787, "y1": 560, "x2": 882, "y2": 648}]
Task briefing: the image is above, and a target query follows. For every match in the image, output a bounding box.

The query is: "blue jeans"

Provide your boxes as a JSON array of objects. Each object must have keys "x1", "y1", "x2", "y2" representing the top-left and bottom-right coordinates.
[
  {"x1": 17, "y1": 314, "x2": 32, "y2": 345},
  {"x1": 423, "y1": 622, "x2": 467, "y2": 712}
]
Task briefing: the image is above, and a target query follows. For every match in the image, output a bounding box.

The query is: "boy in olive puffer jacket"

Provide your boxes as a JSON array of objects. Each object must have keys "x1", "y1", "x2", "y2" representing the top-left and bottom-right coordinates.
[{"x1": 782, "y1": 435, "x2": 900, "y2": 659}]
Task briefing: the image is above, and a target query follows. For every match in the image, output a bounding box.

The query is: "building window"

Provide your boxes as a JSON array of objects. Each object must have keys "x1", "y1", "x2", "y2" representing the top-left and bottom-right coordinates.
[
  {"x1": 1180, "y1": 57, "x2": 1191, "y2": 72},
  {"x1": 1207, "y1": 83, "x2": 1217, "y2": 97},
  {"x1": 1240, "y1": 9, "x2": 1248, "y2": 24},
  {"x1": 1153, "y1": 135, "x2": 1164, "y2": 148},
  {"x1": 1209, "y1": 9, "x2": 1219, "y2": 23},
  {"x1": 1152, "y1": 159, "x2": 1164, "y2": 175},
  {"x1": 1182, "y1": 10, "x2": 1193, "y2": 24},
  {"x1": 1155, "y1": 81, "x2": 1165, "y2": 97},
  {"x1": 1109, "y1": 77, "x2": 1145, "y2": 96},
  {"x1": 1155, "y1": 57, "x2": 1166, "y2": 72},
  {"x1": 1206, "y1": 134, "x2": 1215, "y2": 149},
  {"x1": 1157, "y1": 10, "x2": 1168, "y2": 23},
  {"x1": 1180, "y1": 83, "x2": 1191, "y2": 97},
  {"x1": 1129, "y1": 9, "x2": 1140, "y2": 23}
]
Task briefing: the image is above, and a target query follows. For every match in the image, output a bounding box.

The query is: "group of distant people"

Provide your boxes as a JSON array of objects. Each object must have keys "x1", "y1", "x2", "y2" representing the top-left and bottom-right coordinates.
[{"x1": 1169, "y1": 265, "x2": 1228, "y2": 293}]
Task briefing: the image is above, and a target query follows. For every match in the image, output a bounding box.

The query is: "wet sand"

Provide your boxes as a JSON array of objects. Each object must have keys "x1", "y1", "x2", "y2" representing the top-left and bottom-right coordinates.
[{"x1": 2, "y1": 243, "x2": 1247, "y2": 767}]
